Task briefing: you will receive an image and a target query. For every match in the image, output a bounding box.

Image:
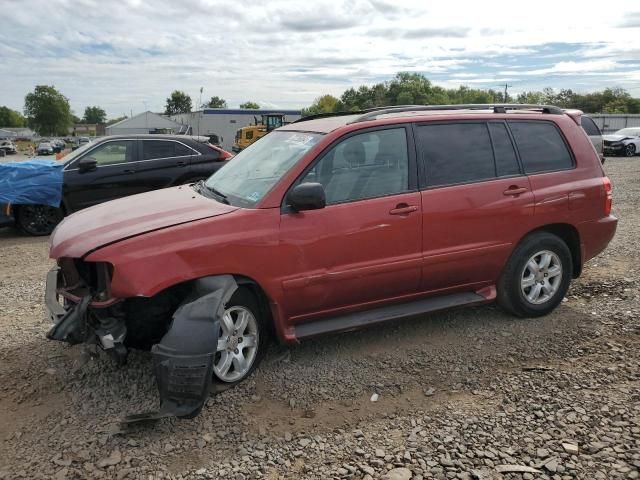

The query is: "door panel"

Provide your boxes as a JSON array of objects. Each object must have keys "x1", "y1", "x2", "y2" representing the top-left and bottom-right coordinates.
[
  {"x1": 420, "y1": 177, "x2": 535, "y2": 290},
  {"x1": 279, "y1": 192, "x2": 423, "y2": 322},
  {"x1": 63, "y1": 139, "x2": 142, "y2": 211}
]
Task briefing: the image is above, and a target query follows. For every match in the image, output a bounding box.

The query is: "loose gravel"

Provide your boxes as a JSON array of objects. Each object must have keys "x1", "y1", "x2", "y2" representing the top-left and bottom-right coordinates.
[{"x1": 0, "y1": 157, "x2": 638, "y2": 480}]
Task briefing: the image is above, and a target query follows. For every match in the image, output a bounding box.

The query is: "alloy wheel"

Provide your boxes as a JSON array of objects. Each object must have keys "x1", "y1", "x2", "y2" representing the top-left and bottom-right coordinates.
[
  {"x1": 520, "y1": 250, "x2": 563, "y2": 305},
  {"x1": 213, "y1": 305, "x2": 259, "y2": 382}
]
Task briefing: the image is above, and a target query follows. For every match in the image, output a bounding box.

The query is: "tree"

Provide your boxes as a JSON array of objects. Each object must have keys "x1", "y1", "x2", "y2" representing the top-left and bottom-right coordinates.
[
  {"x1": 164, "y1": 90, "x2": 192, "y2": 115},
  {"x1": 240, "y1": 101, "x2": 260, "y2": 109},
  {"x1": 83, "y1": 106, "x2": 107, "y2": 124},
  {"x1": 24, "y1": 85, "x2": 73, "y2": 136},
  {"x1": 301, "y1": 94, "x2": 339, "y2": 116},
  {"x1": 0, "y1": 106, "x2": 27, "y2": 127},
  {"x1": 206, "y1": 96, "x2": 227, "y2": 108}
]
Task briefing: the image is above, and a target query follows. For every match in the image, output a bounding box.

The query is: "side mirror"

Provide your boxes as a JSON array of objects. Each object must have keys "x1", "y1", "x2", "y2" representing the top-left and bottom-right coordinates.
[
  {"x1": 287, "y1": 182, "x2": 326, "y2": 212},
  {"x1": 78, "y1": 157, "x2": 97, "y2": 173}
]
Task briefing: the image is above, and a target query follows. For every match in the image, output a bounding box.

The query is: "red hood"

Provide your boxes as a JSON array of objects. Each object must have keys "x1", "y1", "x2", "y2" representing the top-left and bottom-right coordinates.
[{"x1": 50, "y1": 186, "x2": 238, "y2": 258}]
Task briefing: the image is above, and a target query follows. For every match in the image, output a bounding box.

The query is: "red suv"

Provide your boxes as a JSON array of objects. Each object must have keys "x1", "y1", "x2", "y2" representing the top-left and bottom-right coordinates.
[{"x1": 46, "y1": 104, "x2": 616, "y2": 419}]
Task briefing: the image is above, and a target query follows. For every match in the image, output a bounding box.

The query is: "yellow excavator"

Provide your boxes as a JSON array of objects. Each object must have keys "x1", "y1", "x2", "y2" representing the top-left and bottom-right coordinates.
[{"x1": 232, "y1": 113, "x2": 286, "y2": 152}]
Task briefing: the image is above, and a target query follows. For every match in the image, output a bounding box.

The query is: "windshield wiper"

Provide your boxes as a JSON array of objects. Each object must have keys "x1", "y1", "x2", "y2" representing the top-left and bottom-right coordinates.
[{"x1": 195, "y1": 180, "x2": 229, "y2": 204}]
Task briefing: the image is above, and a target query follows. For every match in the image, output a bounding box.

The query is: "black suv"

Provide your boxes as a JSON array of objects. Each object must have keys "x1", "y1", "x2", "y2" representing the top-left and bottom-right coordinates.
[{"x1": 1, "y1": 135, "x2": 232, "y2": 235}]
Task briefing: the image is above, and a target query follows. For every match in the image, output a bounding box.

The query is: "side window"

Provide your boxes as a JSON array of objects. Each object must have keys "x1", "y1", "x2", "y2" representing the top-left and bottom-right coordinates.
[
  {"x1": 175, "y1": 142, "x2": 193, "y2": 156},
  {"x1": 246, "y1": 131, "x2": 254, "y2": 140},
  {"x1": 581, "y1": 117, "x2": 601, "y2": 136},
  {"x1": 88, "y1": 140, "x2": 134, "y2": 166},
  {"x1": 143, "y1": 140, "x2": 176, "y2": 160},
  {"x1": 488, "y1": 123, "x2": 520, "y2": 177},
  {"x1": 509, "y1": 121, "x2": 573, "y2": 174},
  {"x1": 299, "y1": 128, "x2": 409, "y2": 204},
  {"x1": 416, "y1": 123, "x2": 495, "y2": 187}
]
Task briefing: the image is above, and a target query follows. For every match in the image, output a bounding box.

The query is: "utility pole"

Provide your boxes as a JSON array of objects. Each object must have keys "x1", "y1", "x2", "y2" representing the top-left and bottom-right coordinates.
[{"x1": 503, "y1": 83, "x2": 512, "y2": 103}]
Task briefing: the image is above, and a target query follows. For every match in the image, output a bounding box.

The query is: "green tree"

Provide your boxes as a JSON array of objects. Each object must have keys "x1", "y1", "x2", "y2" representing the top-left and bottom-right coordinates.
[
  {"x1": 0, "y1": 106, "x2": 27, "y2": 127},
  {"x1": 164, "y1": 90, "x2": 192, "y2": 115},
  {"x1": 301, "y1": 94, "x2": 339, "y2": 116},
  {"x1": 24, "y1": 85, "x2": 73, "y2": 136},
  {"x1": 240, "y1": 101, "x2": 260, "y2": 109},
  {"x1": 83, "y1": 106, "x2": 107, "y2": 124},
  {"x1": 206, "y1": 96, "x2": 227, "y2": 108}
]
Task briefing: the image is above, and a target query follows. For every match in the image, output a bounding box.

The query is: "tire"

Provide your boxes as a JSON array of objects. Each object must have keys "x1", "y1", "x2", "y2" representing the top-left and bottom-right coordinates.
[
  {"x1": 625, "y1": 144, "x2": 636, "y2": 157},
  {"x1": 497, "y1": 232, "x2": 572, "y2": 318},
  {"x1": 15, "y1": 204, "x2": 64, "y2": 236},
  {"x1": 212, "y1": 287, "x2": 268, "y2": 385}
]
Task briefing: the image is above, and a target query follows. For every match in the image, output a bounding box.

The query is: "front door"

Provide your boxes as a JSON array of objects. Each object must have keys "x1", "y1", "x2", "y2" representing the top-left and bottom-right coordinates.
[
  {"x1": 278, "y1": 126, "x2": 423, "y2": 323},
  {"x1": 415, "y1": 121, "x2": 536, "y2": 291},
  {"x1": 63, "y1": 139, "x2": 142, "y2": 211}
]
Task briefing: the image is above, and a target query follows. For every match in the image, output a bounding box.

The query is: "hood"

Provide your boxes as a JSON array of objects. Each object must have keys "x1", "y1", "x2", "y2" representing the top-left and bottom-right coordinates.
[
  {"x1": 602, "y1": 134, "x2": 629, "y2": 142},
  {"x1": 50, "y1": 186, "x2": 238, "y2": 258}
]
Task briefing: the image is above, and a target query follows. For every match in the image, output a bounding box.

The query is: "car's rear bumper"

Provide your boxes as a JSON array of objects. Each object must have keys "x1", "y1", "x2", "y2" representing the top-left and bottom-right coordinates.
[{"x1": 578, "y1": 215, "x2": 618, "y2": 265}]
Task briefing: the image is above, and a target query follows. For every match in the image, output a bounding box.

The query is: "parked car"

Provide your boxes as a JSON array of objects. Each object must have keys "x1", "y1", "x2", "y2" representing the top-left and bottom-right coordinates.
[
  {"x1": 0, "y1": 140, "x2": 17, "y2": 154},
  {"x1": 580, "y1": 115, "x2": 604, "y2": 162},
  {"x1": 45, "y1": 104, "x2": 616, "y2": 419},
  {"x1": 3, "y1": 134, "x2": 232, "y2": 235},
  {"x1": 71, "y1": 137, "x2": 91, "y2": 151},
  {"x1": 51, "y1": 139, "x2": 65, "y2": 153},
  {"x1": 603, "y1": 127, "x2": 640, "y2": 157},
  {"x1": 37, "y1": 142, "x2": 54, "y2": 155}
]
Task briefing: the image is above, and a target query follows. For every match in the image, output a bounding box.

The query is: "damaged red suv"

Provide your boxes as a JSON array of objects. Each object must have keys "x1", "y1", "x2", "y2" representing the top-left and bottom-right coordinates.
[{"x1": 46, "y1": 104, "x2": 617, "y2": 419}]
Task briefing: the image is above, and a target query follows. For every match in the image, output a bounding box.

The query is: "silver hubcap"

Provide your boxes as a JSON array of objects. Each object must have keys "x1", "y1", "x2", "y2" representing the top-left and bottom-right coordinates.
[
  {"x1": 520, "y1": 250, "x2": 563, "y2": 305},
  {"x1": 213, "y1": 306, "x2": 259, "y2": 382}
]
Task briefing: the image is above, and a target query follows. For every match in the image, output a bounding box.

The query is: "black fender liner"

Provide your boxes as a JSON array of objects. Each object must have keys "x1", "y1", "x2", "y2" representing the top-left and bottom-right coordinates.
[{"x1": 136, "y1": 275, "x2": 238, "y2": 421}]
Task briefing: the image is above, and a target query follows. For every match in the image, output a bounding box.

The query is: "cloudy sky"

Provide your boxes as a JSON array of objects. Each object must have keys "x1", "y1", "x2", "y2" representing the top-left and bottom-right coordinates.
[{"x1": 2, "y1": 0, "x2": 640, "y2": 118}]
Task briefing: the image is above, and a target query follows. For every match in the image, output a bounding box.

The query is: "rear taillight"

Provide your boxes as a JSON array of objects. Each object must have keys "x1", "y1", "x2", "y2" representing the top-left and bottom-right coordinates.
[
  {"x1": 603, "y1": 176, "x2": 613, "y2": 215},
  {"x1": 208, "y1": 143, "x2": 232, "y2": 160}
]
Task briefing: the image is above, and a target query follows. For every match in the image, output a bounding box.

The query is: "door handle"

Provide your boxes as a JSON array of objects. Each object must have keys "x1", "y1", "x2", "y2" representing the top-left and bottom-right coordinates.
[
  {"x1": 176, "y1": 161, "x2": 187, "y2": 167},
  {"x1": 503, "y1": 186, "x2": 528, "y2": 196},
  {"x1": 389, "y1": 204, "x2": 418, "y2": 215},
  {"x1": 123, "y1": 169, "x2": 136, "y2": 174}
]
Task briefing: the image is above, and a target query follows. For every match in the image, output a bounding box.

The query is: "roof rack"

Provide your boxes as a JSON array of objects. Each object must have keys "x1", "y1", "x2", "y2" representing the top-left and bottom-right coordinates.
[
  {"x1": 348, "y1": 104, "x2": 564, "y2": 124},
  {"x1": 291, "y1": 111, "x2": 366, "y2": 124}
]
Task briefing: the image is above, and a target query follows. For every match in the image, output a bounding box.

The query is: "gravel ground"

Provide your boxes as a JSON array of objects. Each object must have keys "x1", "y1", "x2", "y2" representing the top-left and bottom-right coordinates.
[{"x1": 0, "y1": 157, "x2": 638, "y2": 480}]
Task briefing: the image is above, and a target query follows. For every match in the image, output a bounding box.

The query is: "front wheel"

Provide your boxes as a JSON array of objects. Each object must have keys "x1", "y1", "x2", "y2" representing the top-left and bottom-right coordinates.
[
  {"x1": 15, "y1": 204, "x2": 64, "y2": 236},
  {"x1": 497, "y1": 232, "x2": 572, "y2": 317},
  {"x1": 625, "y1": 144, "x2": 636, "y2": 157},
  {"x1": 212, "y1": 288, "x2": 268, "y2": 385}
]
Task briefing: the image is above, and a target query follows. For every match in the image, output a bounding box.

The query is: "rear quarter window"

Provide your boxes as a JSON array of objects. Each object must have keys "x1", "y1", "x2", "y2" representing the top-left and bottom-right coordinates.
[
  {"x1": 508, "y1": 121, "x2": 573, "y2": 174},
  {"x1": 581, "y1": 117, "x2": 601, "y2": 136}
]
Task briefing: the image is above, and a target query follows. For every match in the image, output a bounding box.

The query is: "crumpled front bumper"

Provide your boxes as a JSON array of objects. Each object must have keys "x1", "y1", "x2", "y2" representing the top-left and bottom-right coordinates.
[{"x1": 44, "y1": 267, "x2": 237, "y2": 421}]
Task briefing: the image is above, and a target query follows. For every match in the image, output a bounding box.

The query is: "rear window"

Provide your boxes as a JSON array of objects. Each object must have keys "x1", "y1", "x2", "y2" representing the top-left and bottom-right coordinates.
[
  {"x1": 416, "y1": 123, "x2": 495, "y2": 187},
  {"x1": 508, "y1": 121, "x2": 573, "y2": 174},
  {"x1": 143, "y1": 140, "x2": 193, "y2": 160},
  {"x1": 581, "y1": 117, "x2": 601, "y2": 136}
]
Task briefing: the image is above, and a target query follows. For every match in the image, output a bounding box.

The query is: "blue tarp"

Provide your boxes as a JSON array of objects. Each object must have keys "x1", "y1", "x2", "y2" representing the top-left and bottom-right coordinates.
[{"x1": 0, "y1": 160, "x2": 64, "y2": 208}]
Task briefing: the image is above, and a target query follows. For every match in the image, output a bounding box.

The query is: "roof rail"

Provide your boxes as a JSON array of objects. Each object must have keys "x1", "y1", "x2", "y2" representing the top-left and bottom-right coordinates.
[
  {"x1": 291, "y1": 111, "x2": 366, "y2": 123},
  {"x1": 348, "y1": 104, "x2": 564, "y2": 124}
]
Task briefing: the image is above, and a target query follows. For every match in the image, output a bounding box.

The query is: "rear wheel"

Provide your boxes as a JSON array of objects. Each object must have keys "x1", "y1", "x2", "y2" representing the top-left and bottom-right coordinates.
[
  {"x1": 497, "y1": 232, "x2": 572, "y2": 317},
  {"x1": 212, "y1": 287, "x2": 268, "y2": 385},
  {"x1": 15, "y1": 204, "x2": 64, "y2": 236},
  {"x1": 625, "y1": 144, "x2": 636, "y2": 157}
]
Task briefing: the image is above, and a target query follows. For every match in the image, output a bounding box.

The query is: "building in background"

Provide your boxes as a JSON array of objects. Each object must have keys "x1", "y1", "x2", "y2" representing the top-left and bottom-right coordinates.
[
  {"x1": 72, "y1": 123, "x2": 106, "y2": 137},
  {"x1": 0, "y1": 127, "x2": 35, "y2": 139},
  {"x1": 584, "y1": 114, "x2": 640, "y2": 133},
  {"x1": 171, "y1": 109, "x2": 302, "y2": 152},
  {"x1": 105, "y1": 111, "x2": 185, "y2": 136}
]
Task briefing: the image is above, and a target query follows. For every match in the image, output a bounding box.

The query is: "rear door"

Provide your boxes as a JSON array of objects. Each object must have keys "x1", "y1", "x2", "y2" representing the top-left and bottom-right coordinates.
[
  {"x1": 134, "y1": 139, "x2": 196, "y2": 189},
  {"x1": 63, "y1": 139, "x2": 141, "y2": 211},
  {"x1": 416, "y1": 121, "x2": 536, "y2": 291}
]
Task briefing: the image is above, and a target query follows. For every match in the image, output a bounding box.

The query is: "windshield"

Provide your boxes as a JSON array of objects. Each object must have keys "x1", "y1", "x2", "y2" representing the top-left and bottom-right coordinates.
[
  {"x1": 205, "y1": 131, "x2": 322, "y2": 207},
  {"x1": 615, "y1": 128, "x2": 639, "y2": 136}
]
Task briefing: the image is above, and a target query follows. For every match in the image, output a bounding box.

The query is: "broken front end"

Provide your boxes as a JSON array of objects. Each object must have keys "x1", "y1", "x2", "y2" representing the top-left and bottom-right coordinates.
[{"x1": 45, "y1": 259, "x2": 236, "y2": 420}]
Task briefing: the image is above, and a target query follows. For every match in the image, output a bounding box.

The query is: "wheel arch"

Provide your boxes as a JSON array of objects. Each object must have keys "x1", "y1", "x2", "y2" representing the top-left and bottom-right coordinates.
[{"x1": 519, "y1": 223, "x2": 582, "y2": 278}]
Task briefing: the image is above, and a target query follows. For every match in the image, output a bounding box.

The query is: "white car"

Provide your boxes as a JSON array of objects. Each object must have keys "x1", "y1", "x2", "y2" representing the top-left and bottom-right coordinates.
[
  {"x1": 0, "y1": 140, "x2": 17, "y2": 154},
  {"x1": 603, "y1": 127, "x2": 640, "y2": 157}
]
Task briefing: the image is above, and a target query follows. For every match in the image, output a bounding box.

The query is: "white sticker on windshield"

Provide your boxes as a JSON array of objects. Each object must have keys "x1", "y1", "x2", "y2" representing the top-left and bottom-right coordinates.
[
  {"x1": 285, "y1": 134, "x2": 317, "y2": 146},
  {"x1": 247, "y1": 191, "x2": 261, "y2": 202}
]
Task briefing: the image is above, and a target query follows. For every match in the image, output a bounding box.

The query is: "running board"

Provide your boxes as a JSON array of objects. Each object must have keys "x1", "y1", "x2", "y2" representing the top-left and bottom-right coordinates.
[{"x1": 295, "y1": 292, "x2": 486, "y2": 339}]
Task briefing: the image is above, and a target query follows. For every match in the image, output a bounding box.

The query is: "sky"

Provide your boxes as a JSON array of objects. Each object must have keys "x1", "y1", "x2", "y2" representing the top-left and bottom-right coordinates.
[{"x1": 1, "y1": 0, "x2": 640, "y2": 118}]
